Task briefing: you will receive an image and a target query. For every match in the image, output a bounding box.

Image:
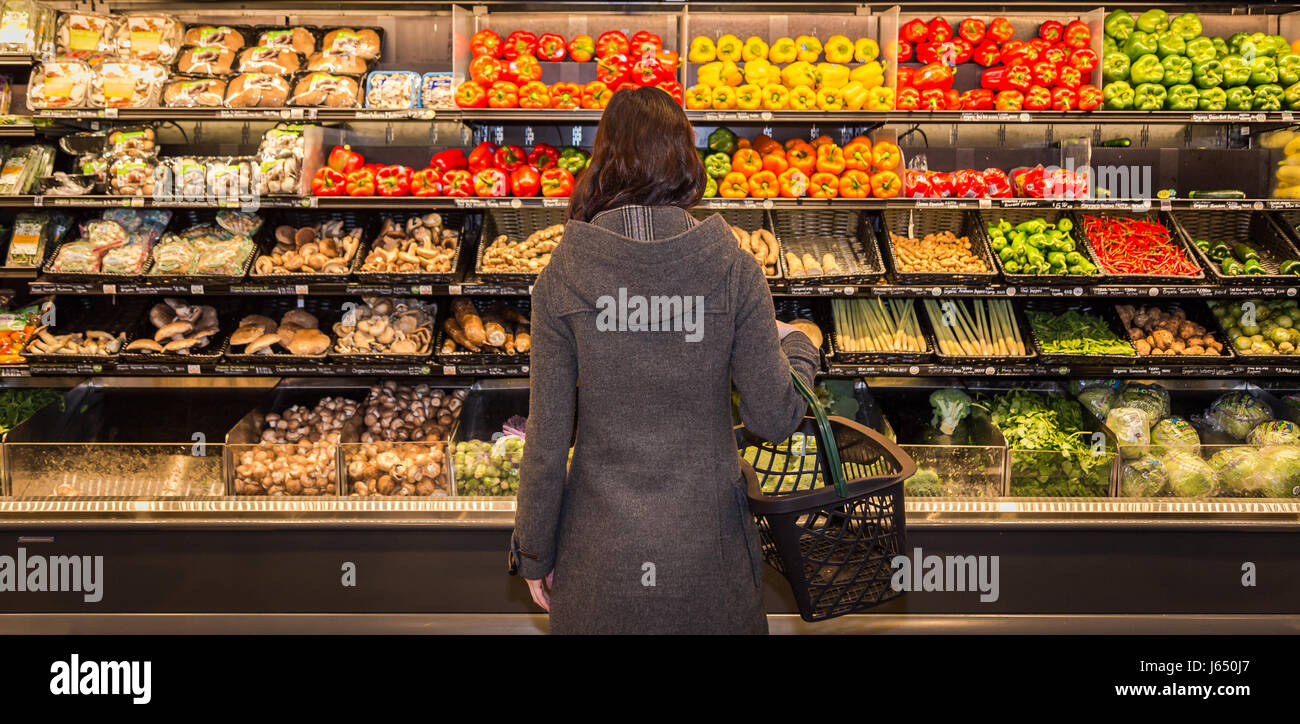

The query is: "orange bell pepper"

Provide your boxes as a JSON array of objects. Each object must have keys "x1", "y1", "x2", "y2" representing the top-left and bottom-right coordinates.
[
  {"x1": 810, "y1": 134, "x2": 835, "y2": 148},
  {"x1": 748, "y1": 170, "x2": 779, "y2": 198},
  {"x1": 736, "y1": 137, "x2": 750, "y2": 149},
  {"x1": 872, "y1": 141, "x2": 901, "y2": 172},
  {"x1": 720, "y1": 171, "x2": 749, "y2": 198},
  {"x1": 731, "y1": 148, "x2": 763, "y2": 176},
  {"x1": 761, "y1": 152, "x2": 788, "y2": 174},
  {"x1": 786, "y1": 144, "x2": 815, "y2": 175},
  {"x1": 870, "y1": 170, "x2": 902, "y2": 198},
  {"x1": 783, "y1": 137, "x2": 810, "y2": 152},
  {"x1": 778, "y1": 168, "x2": 809, "y2": 198},
  {"x1": 843, "y1": 141, "x2": 872, "y2": 171},
  {"x1": 815, "y1": 144, "x2": 845, "y2": 175},
  {"x1": 838, "y1": 169, "x2": 871, "y2": 197},
  {"x1": 809, "y1": 172, "x2": 839, "y2": 198}
]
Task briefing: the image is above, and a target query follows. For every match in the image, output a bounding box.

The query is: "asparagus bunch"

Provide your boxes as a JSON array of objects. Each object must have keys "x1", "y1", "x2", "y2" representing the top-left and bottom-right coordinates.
[
  {"x1": 921, "y1": 299, "x2": 1025, "y2": 356},
  {"x1": 831, "y1": 298, "x2": 924, "y2": 353}
]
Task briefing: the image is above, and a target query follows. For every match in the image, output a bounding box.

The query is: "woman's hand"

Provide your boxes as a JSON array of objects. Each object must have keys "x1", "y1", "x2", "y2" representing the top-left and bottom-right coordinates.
[
  {"x1": 775, "y1": 320, "x2": 800, "y2": 340},
  {"x1": 526, "y1": 571, "x2": 554, "y2": 611}
]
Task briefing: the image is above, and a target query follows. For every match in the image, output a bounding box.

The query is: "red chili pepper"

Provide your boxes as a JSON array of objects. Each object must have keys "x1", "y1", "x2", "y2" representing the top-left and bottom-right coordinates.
[{"x1": 1081, "y1": 216, "x2": 1202, "y2": 276}]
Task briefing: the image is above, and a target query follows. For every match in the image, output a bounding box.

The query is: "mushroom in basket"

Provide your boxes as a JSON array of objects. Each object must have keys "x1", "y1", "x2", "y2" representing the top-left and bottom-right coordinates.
[{"x1": 123, "y1": 298, "x2": 221, "y2": 354}]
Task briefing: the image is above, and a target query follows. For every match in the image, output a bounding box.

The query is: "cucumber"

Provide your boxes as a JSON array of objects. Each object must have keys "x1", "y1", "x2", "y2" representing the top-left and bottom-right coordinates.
[
  {"x1": 1101, "y1": 138, "x2": 1131, "y2": 147},
  {"x1": 1188, "y1": 189, "x2": 1247, "y2": 199}
]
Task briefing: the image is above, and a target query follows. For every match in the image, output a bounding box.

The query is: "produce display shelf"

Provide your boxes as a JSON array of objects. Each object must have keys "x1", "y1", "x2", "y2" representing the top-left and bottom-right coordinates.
[
  {"x1": 29, "y1": 108, "x2": 443, "y2": 122},
  {"x1": 825, "y1": 362, "x2": 1300, "y2": 378}
]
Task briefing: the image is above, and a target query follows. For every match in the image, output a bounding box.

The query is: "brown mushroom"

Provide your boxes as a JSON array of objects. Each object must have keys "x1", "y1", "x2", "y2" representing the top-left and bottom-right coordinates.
[
  {"x1": 288, "y1": 328, "x2": 330, "y2": 355},
  {"x1": 246, "y1": 333, "x2": 280, "y2": 354},
  {"x1": 125, "y1": 338, "x2": 163, "y2": 353},
  {"x1": 155, "y1": 320, "x2": 194, "y2": 342},
  {"x1": 230, "y1": 325, "x2": 265, "y2": 346},
  {"x1": 163, "y1": 338, "x2": 201, "y2": 353},
  {"x1": 281, "y1": 309, "x2": 318, "y2": 330}
]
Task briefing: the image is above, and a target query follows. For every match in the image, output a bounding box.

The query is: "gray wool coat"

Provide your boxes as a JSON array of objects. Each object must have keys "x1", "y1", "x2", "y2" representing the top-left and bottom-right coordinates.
[{"x1": 511, "y1": 205, "x2": 819, "y2": 635}]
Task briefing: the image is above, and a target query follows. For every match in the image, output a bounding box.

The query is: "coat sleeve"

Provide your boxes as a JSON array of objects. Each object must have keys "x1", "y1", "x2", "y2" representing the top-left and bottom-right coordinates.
[
  {"x1": 729, "y1": 257, "x2": 820, "y2": 442},
  {"x1": 511, "y1": 269, "x2": 577, "y2": 580}
]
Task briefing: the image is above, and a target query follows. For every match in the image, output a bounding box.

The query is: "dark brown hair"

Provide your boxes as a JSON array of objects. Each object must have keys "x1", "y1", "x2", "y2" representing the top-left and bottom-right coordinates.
[{"x1": 566, "y1": 86, "x2": 705, "y2": 223}]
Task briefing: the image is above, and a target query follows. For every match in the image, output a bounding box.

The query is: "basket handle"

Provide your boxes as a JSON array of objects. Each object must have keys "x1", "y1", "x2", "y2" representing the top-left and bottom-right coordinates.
[{"x1": 790, "y1": 369, "x2": 849, "y2": 498}]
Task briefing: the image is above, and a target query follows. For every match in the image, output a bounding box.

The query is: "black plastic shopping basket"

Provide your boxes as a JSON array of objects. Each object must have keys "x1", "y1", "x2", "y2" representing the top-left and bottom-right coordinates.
[{"x1": 735, "y1": 372, "x2": 915, "y2": 621}]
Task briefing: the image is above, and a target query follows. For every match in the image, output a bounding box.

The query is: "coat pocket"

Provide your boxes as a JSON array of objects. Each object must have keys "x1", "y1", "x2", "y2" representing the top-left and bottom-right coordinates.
[{"x1": 732, "y1": 481, "x2": 764, "y2": 589}]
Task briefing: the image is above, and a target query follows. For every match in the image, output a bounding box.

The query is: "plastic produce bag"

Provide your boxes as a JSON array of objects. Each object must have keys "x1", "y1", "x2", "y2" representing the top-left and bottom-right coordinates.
[
  {"x1": 1120, "y1": 456, "x2": 1166, "y2": 497},
  {"x1": 453, "y1": 436, "x2": 522, "y2": 496},
  {"x1": 1106, "y1": 406, "x2": 1149, "y2": 459},
  {"x1": 1209, "y1": 447, "x2": 1263, "y2": 496},
  {"x1": 1119, "y1": 382, "x2": 1170, "y2": 426},
  {"x1": 1246, "y1": 420, "x2": 1300, "y2": 446},
  {"x1": 1256, "y1": 446, "x2": 1300, "y2": 497},
  {"x1": 1159, "y1": 449, "x2": 1216, "y2": 498},
  {"x1": 1077, "y1": 385, "x2": 1118, "y2": 419},
  {"x1": 1203, "y1": 391, "x2": 1273, "y2": 441},
  {"x1": 1151, "y1": 416, "x2": 1200, "y2": 453},
  {"x1": 1066, "y1": 378, "x2": 1120, "y2": 397}
]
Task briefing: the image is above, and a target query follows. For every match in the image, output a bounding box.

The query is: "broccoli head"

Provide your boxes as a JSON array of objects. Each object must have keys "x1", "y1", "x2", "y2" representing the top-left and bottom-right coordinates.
[{"x1": 930, "y1": 388, "x2": 972, "y2": 435}]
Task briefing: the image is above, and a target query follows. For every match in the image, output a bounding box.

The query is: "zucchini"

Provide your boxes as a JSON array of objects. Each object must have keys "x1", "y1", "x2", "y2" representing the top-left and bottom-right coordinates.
[
  {"x1": 1233, "y1": 243, "x2": 1260, "y2": 262},
  {"x1": 1188, "y1": 189, "x2": 1247, "y2": 199},
  {"x1": 1101, "y1": 138, "x2": 1131, "y2": 147},
  {"x1": 1279, "y1": 259, "x2": 1300, "y2": 275}
]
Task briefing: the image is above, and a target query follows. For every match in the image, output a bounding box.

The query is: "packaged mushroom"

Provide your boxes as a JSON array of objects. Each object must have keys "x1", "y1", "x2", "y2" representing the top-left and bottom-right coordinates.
[
  {"x1": 24, "y1": 328, "x2": 126, "y2": 357},
  {"x1": 0, "y1": 0, "x2": 55, "y2": 54},
  {"x1": 255, "y1": 125, "x2": 307, "y2": 195},
  {"x1": 233, "y1": 396, "x2": 359, "y2": 496},
  {"x1": 257, "y1": 26, "x2": 315, "y2": 56},
  {"x1": 346, "y1": 383, "x2": 468, "y2": 497},
  {"x1": 123, "y1": 298, "x2": 221, "y2": 356},
  {"x1": 421, "y1": 72, "x2": 456, "y2": 109},
  {"x1": 223, "y1": 72, "x2": 290, "y2": 108},
  {"x1": 441, "y1": 299, "x2": 531, "y2": 357},
  {"x1": 480, "y1": 224, "x2": 562, "y2": 275},
  {"x1": 26, "y1": 58, "x2": 92, "y2": 109},
  {"x1": 228, "y1": 308, "x2": 330, "y2": 357},
  {"x1": 332, "y1": 297, "x2": 436, "y2": 356},
  {"x1": 182, "y1": 24, "x2": 246, "y2": 52},
  {"x1": 322, "y1": 27, "x2": 381, "y2": 59},
  {"x1": 175, "y1": 45, "x2": 236, "y2": 76},
  {"x1": 105, "y1": 126, "x2": 159, "y2": 159},
  {"x1": 365, "y1": 70, "x2": 419, "y2": 109},
  {"x1": 114, "y1": 13, "x2": 183, "y2": 63},
  {"x1": 289, "y1": 71, "x2": 361, "y2": 107},
  {"x1": 205, "y1": 157, "x2": 256, "y2": 200},
  {"x1": 157, "y1": 156, "x2": 209, "y2": 199},
  {"x1": 236, "y1": 45, "x2": 301, "y2": 75},
  {"x1": 727, "y1": 225, "x2": 781, "y2": 277},
  {"x1": 56, "y1": 11, "x2": 116, "y2": 58},
  {"x1": 360, "y1": 214, "x2": 459, "y2": 274},
  {"x1": 163, "y1": 76, "x2": 227, "y2": 107},
  {"x1": 91, "y1": 60, "x2": 167, "y2": 108},
  {"x1": 305, "y1": 49, "x2": 368, "y2": 75},
  {"x1": 107, "y1": 157, "x2": 157, "y2": 196},
  {"x1": 254, "y1": 219, "x2": 361, "y2": 276}
]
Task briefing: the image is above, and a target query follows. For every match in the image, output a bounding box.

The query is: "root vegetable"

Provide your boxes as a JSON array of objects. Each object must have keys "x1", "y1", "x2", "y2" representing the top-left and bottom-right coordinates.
[{"x1": 452, "y1": 298, "x2": 485, "y2": 345}]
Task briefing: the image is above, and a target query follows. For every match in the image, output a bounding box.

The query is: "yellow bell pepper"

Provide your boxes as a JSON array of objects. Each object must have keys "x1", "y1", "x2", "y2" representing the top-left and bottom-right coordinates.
[
  {"x1": 1277, "y1": 164, "x2": 1300, "y2": 185},
  {"x1": 840, "y1": 81, "x2": 868, "y2": 110},
  {"x1": 795, "y1": 35, "x2": 822, "y2": 63},
  {"x1": 815, "y1": 63, "x2": 850, "y2": 90},
  {"x1": 743, "y1": 58, "x2": 778, "y2": 87},
  {"x1": 716, "y1": 33, "x2": 743, "y2": 62},
  {"x1": 780, "y1": 61, "x2": 817, "y2": 89},
  {"x1": 735, "y1": 83, "x2": 762, "y2": 110},
  {"x1": 742, "y1": 36, "x2": 769, "y2": 62},
  {"x1": 688, "y1": 36, "x2": 717, "y2": 63},
  {"x1": 697, "y1": 61, "x2": 724, "y2": 87},
  {"x1": 864, "y1": 85, "x2": 894, "y2": 111},
  {"x1": 761, "y1": 84, "x2": 789, "y2": 110},
  {"x1": 769, "y1": 36, "x2": 798, "y2": 64},
  {"x1": 685, "y1": 83, "x2": 713, "y2": 109},
  {"x1": 712, "y1": 85, "x2": 738, "y2": 109},
  {"x1": 850, "y1": 60, "x2": 884, "y2": 86},
  {"x1": 788, "y1": 84, "x2": 817, "y2": 110},
  {"x1": 1275, "y1": 184, "x2": 1300, "y2": 199},
  {"x1": 824, "y1": 35, "x2": 854, "y2": 63},
  {"x1": 854, "y1": 38, "x2": 880, "y2": 63},
  {"x1": 719, "y1": 60, "x2": 744, "y2": 87},
  {"x1": 815, "y1": 86, "x2": 845, "y2": 111}
]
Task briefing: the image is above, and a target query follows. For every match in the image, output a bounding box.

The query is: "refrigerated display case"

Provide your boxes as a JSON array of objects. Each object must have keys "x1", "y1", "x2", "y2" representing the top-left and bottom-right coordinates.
[{"x1": 0, "y1": 1, "x2": 1297, "y2": 633}]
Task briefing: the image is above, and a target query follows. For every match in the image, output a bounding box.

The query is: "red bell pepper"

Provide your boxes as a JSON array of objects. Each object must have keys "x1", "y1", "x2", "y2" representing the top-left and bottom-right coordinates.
[
  {"x1": 509, "y1": 165, "x2": 541, "y2": 197},
  {"x1": 927, "y1": 171, "x2": 954, "y2": 197},
  {"x1": 430, "y1": 149, "x2": 467, "y2": 174},
  {"x1": 549, "y1": 81, "x2": 582, "y2": 109},
  {"x1": 973, "y1": 40, "x2": 1001, "y2": 67},
  {"x1": 474, "y1": 168, "x2": 509, "y2": 197},
  {"x1": 952, "y1": 168, "x2": 984, "y2": 198},
  {"x1": 581, "y1": 80, "x2": 611, "y2": 108},
  {"x1": 993, "y1": 89, "x2": 1024, "y2": 111},
  {"x1": 468, "y1": 142, "x2": 497, "y2": 174},
  {"x1": 328, "y1": 144, "x2": 364, "y2": 174},
  {"x1": 1042, "y1": 44, "x2": 1069, "y2": 66},
  {"x1": 503, "y1": 31, "x2": 538, "y2": 60},
  {"x1": 1057, "y1": 64, "x2": 1083, "y2": 90},
  {"x1": 919, "y1": 88, "x2": 946, "y2": 111},
  {"x1": 656, "y1": 79, "x2": 683, "y2": 104},
  {"x1": 631, "y1": 31, "x2": 662, "y2": 58},
  {"x1": 1023, "y1": 85, "x2": 1051, "y2": 111},
  {"x1": 410, "y1": 168, "x2": 441, "y2": 197},
  {"x1": 493, "y1": 144, "x2": 526, "y2": 172},
  {"x1": 470, "y1": 55, "x2": 503, "y2": 85},
  {"x1": 903, "y1": 169, "x2": 933, "y2": 198},
  {"x1": 441, "y1": 169, "x2": 473, "y2": 197},
  {"x1": 952, "y1": 38, "x2": 973, "y2": 65},
  {"x1": 596, "y1": 53, "x2": 630, "y2": 86},
  {"x1": 540, "y1": 167, "x2": 574, "y2": 197},
  {"x1": 1028, "y1": 37, "x2": 1051, "y2": 53},
  {"x1": 1031, "y1": 61, "x2": 1058, "y2": 88},
  {"x1": 1076, "y1": 84, "x2": 1102, "y2": 111},
  {"x1": 518, "y1": 80, "x2": 550, "y2": 109},
  {"x1": 927, "y1": 17, "x2": 953, "y2": 43},
  {"x1": 471, "y1": 29, "x2": 502, "y2": 59},
  {"x1": 960, "y1": 88, "x2": 994, "y2": 110},
  {"x1": 900, "y1": 19, "x2": 929, "y2": 44},
  {"x1": 987, "y1": 17, "x2": 1015, "y2": 44},
  {"x1": 615, "y1": 81, "x2": 641, "y2": 94},
  {"x1": 504, "y1": 54, "x2": 542, "y2": 84},
  {"x1": 980, "y1": 66, "x2": 1005, "y2": 90},
  {"x1": 655, "y1": 49, "x2": 679, "y2": 80},
  {"x1": 568, "y1": 35, "x2": 595, "y2": 62},
  {"x1": 376, "y1": 165, "x2": 413, "y2": 197},
  {"x1": 897, "y1": 40, "x2": 913, "y2": 63},
  {"x1": 596, "y1": 31, "x2": 629, "y2": 59},
  {"x1": 1063, "y1": 20, "x2": 1091, "y2": 50},
  {"x1": 455, "y1": 80, "x2": 487, "y2": 108},
  {"x1": 896, "y1": 87, "x2": 921, "y2": 110},
  {"x1": 1050, "y1": 87, "x2": 1078, "y2": 111},
  {"x1": 536, "y1": 33, "x2": 567, "y2": 62},
  {"x1": 983, "y1": 168, "x2": 1012, "y2": 198},
  {"x1": 1002, "y1": 63, "x2": 1033, "y2": 93},
  {"x1": 487, "y1": 80, "x2": 519, "y2": 108},
  {"x1": 311, "y1": 167, "x2": 346, "y2": 196},
  {"x1": 345, "y1": 168, "x2": 375, "y2": 196},
  {"x1": 912, "y1": 62, "x2": 953, "y2": 91},
  {"x1": 1067, "y1": 47, "x2": 1098, "y2": 74},
  {"x1": 631, "y1": 55, "x2": 661, "y2": 85},
  {"x1": 958, "y1": 18, "x2": 986, "y2": 45},
  {"x1": 1038, "y1": 21, "x2": 1064, "y2": 44},
  {"x1": 943, "y1": 88, "x2": 961, "y2": 110},
  {"x1": 528, "y1": 143, "x2": 559, "y2": 171},
  {"x1": 896, "y1": 67, "x2": 915, "y2": 89},
  {"x1": 915, "y1": 41, "x2": 938, "y2": 65}
]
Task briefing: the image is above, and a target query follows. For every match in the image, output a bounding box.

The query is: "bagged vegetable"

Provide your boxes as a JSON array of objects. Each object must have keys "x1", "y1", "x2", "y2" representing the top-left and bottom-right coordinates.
[
  {"x1": 1151, "y1": 416, "x2": 1200, "y2": 453},
  {"x1": 1106, "y1": 406, "x2": 1150, "y2": 459},
  {"x1": 453, "y1": 436, "x2": 522, "y2": 496},
  {"x1": 1119, "y1": 382, "x2": 1170, "y2": 426},
  {"x1": 1120, "y1": 456, "x2": 1167, "y2": 497},
  {"x1": 1209, "y1": 447, "x2": 1264, "y2": 496},
  {"x1": 1067, "y1": 378, "x2": 1120, "y2": 397},
  {"x1": 1078, "y1": 386, "x2": 1118, "y2": 419},
  {"x1": 1246, "y1": 420, "x2": 1300, "y2": 446},
  {"x1": 1204, "y1": 391, "x2": 1273, "y2": 441},
  {"x1": 1159, "y1": 449, "x2": 1216, "y2": 498},
  {"x1": 1256, "y1": 445, "x2": 1300, "y2": 497}
]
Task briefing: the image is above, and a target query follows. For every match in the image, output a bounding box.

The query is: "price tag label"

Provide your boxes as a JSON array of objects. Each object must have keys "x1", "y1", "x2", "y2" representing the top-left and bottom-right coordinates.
[
  {"x1": 102, "y1": 284, "x2": 117, "y2": 294},
  {"x1": 32, "y1": 196, "x2": 42, "y2": 207},
  {"x1": 1159, "y1": 199, "x2": 1172, "y2": 211},
  {"x1": 978, "y1": 198, "x2": 991, "y2": 208},
  {"x1": 190, "y1": 284, "x2": 204, "y2": 295},
  {"x1": 448, "y1": 284, "x2": 461, "y2": 295},
  {"x1": 187, "y1": 364, "x2": 200, "y2": 375},
  {"x1": 442, "y1": 365, "x2": 456, "y2": 375},
  {"x1": 416, "y1": 285, "x2": 433, "y2": 295},
  {"x1": 294, "y1": 284, "x2": 308, "y2": 295}
]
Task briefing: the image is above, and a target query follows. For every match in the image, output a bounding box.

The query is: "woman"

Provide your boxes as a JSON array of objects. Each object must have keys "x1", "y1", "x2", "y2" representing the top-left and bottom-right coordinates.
[{"x1": 509, "y1": 86, "x2": 820, "y2": 634}]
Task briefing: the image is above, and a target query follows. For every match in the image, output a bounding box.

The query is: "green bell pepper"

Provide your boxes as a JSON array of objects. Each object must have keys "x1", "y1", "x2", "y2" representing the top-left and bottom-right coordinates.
[
  {"x1": 1253, "y1": 84, "x2": 1285, "y2": 111},
  {"x1": 1228, "y1": 33, "x2": 1249, "y2": 55},
  {"x1": 1103, "y1": 35, "x2": 1119, "y2": 56},
  {"x1": 1277, "y1": 52, "x2": 1300, "y2": 86},
  {"x1": 1197, "y1": 86, "x2": 1227, "y2": 110},
  {"x1": 1193, "y1": 60, "x2": 1223, "y2": 89},
  {"x1": 1134, "y1": 83, "x2": 1168, "y2": 110},
  {"x1": 1225, "y1": 86, "x2": 1254, "y2": 111},
  {"x1": 1103, "y1": 80, "x2": 1135, "y2": 110},
  {"x1": 1156, "y1": 31, "x2": 1186, "y2": 59},
  {"x1": 1222, "y1": 55, "x2": 1251, "y2": 87},
  {"x1": 1160, "y1": 55, "x2": 1193, "y2": 86},
  {"x1": 1136, "y1": 9, "x2": 1169, "y2": 35},
  {"x1": 1123, "y1": 31, "x2": 1157, "y2": 61},
  {"x1": 1130, "y1": 53, "x2": 1165, "y2": 85},
  {"x1": 1212, "y1": 37, "x2": 1230, "y2": 59},
  {"x1": 703, "y1": 175, "x2": 717, "y2": 198},
  {"x1": 1285, "y1": 81, "x2": 1300, "y2": 111},
  {"x1": 706, "y1": 127, "x2": 738, "y2": 155},
  {"x1": 704, "y1": 152, "x2": 732, "y2": 179},
  {"x1": 1104, "y1": 10, "x2": 1135, "y2": 42},
  {"x1": 1102, "y1": 52, "x2": 1131, "y2": 83},
  {"x1": 1249, "y1": 33, "x2": 1276, "y2": 57},
  {"x1": 1167, "y1": 84, "x2": 1200, "y2": 110},
  {"x1": 1169, "y1": 12, "x2": 1203, "y2": 41},
  {"x1": 1250, "y1": 57, "x2": 1278, "y2": 86},
  {"x1": 558, "y1": 146, "x2": 590, "y2": 174},
  {"x1": 1267, "y1": 36, "x2": 1291, "y2": 57},
  {"x1": 1185, "y1": 37, "x2": 1216, "y2": 65}
]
